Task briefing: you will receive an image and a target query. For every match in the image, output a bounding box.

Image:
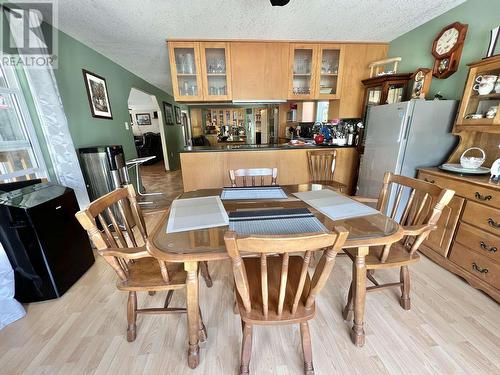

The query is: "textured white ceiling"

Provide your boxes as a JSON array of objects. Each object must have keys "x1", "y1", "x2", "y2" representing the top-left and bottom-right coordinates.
[{"x1": 48, "y1": 0, "x2": 465, "y2": 95}]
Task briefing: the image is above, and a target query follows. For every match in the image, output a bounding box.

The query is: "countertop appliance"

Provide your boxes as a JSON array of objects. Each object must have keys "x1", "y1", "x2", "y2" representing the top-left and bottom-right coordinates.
[
  {"x1": 0, "y1": 183, "x2": 94, "y2": 302},
  {"x1": 357, "y1": 100, "x2": 458, "y2": 199},
  {"x1": 78, "y1": 145, "x2": 128, "y2": 201}
]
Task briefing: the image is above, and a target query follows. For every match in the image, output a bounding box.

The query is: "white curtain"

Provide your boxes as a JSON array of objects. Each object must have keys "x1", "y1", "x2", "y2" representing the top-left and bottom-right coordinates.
[
  {"x1": 8, "y1": 8, "x2": 89, "y2": 207},
  {"x1": 0, "y1": 243, "x2": 25, "y2": 330}
]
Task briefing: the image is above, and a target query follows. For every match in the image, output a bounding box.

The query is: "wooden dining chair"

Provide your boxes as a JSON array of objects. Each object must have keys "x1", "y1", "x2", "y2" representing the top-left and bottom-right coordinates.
[
  {"x1": 307, "y1": 150, "x2": 346, "y2": 192},
  {"x1": 224, "y1": 228, "x2": 349, "y2": 375},
  {"x1": 229, "y1": 167, "x2": 278, "y2": 187},
  {"x1": 75, "y1": 185, "x2": 207, "y2": 343},
  {"x1": 343, "y1": 172, "x2": 455, "y2": 321}
]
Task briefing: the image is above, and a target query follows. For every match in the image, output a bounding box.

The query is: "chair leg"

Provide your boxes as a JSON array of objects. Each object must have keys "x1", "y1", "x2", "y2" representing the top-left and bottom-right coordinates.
[
  {"x1": 240, "y1": 321, "x2": 253, "y2": 375},
  {"x1": 342, "y1": 280, "x2": 354, "y2": 321},
  {"x1": 400, "y1": 266, "x2": 411, "y2": 310},
  {"x1": 300, "y1": 322, "x2": 314, "y2": 375},
  {"x1": 200, "y1": 261, "x2": 213, "y2": 288},
  {"x1": 198, "y1": 307, "x2": 208, "y2": 343},
  {"x1": 127, "y1": 291, "x2": 137, "y2": 342}
]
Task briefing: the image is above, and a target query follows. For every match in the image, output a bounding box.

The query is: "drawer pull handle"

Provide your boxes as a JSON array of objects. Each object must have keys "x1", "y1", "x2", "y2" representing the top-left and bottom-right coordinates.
[
  {"x1": 487, "y1": 218, "x2": 500, "y2": 228},
  {"x1": 475, "y1": 192, "x2": 492, "y2": 201},
  {"x1": 472, "y1": 263, "x2": 489, "y2": 274},
  {"x1": 480, "y1": 241, "x2": 497, "y2": 253},
  {"x1": 424, "y1": 178, "x2": 435, "y2": 183}
]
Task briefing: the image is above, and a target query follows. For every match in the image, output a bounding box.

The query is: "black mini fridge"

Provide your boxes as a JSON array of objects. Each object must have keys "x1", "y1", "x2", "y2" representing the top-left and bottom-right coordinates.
[{"x1": 0, "y1": 182, "x2": 95, "y2": 302}]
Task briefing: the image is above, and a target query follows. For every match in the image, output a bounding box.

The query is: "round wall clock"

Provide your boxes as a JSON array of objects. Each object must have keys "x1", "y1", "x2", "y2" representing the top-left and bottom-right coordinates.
[{"x1": 431, "y1": 22, "x2": 468, "y2": 79}]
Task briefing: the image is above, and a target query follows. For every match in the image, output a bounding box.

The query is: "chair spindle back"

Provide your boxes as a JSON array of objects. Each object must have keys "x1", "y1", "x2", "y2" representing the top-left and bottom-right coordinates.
[
  {"x1": 76, "y1": 185, "x2": 170, "y2": 283},
  {"x1": 229, "y1": 167, "x2": 278, "y2": 187},
  {"x1": 376, "y1": 172, "x2": 455, "y2": 255},
  {"x1": 224, "y1": 229, "x2": 348, "y2": 318},
  {"x1": 307, "y1": 150, "x2": 337, "y2": 182}
]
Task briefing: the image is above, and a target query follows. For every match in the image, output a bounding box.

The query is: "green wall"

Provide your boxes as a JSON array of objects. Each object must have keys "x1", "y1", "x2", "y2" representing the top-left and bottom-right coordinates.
[
  {"x1": 388, "y1": 0, "x2": 500, "y2": 100},
  {"x1": 50, "y1": 25, "x2": 185, "y2": 170}
]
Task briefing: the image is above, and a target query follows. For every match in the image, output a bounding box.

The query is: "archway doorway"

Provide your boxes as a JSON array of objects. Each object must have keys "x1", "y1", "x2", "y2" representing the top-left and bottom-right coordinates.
[{"x1": 127, "y1": 88, "x2": 170, "y2": 171}]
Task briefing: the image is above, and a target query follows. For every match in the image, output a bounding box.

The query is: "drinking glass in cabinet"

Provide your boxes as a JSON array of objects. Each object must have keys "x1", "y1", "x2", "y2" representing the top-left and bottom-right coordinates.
[
  {"x1": 205, "y1": 48, "x2": 228, "y2": 97},
  {"x1": 293, "y1": 49, "x2": 312, "y2": 75},
  {"x1": 174, "y1": 48, "x2": 197, "y2": 75},
  {"x1": 319, "y1": 49, "x2": 340, "y2": 95}
]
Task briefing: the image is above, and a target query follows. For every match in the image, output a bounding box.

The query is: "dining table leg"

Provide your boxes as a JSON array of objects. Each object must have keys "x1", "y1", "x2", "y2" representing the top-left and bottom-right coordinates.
[
  {"x1": 185, "y1": 261, "x2": 200, "y2": 369},
  {"x1": 351, "y1": 246, "x2": 368, "y2": 347}
]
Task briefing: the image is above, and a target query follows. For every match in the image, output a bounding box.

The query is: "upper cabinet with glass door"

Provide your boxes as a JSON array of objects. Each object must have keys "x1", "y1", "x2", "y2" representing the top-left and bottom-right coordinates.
[
  {"x1": 455, "y1": 56, "x2": 500, "y2": 132},
  {"x1": 168, "y1": 42, "x2": 204, "y2": 101},
  {"x1": 200, "y1": 42, "x2": 232, "y2": 101},
  {"x1": 316, "y1": 44, "x2": 344, "y2": 100},
  {"x1": 288, "y1": 44, "x2": 318, "y2": 100}
]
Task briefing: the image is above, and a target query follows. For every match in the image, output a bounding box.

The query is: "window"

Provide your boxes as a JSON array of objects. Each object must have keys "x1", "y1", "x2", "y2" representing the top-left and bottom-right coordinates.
[
  {"x1": 316, "y1": 101, "x2": 329, "y2": 122},
  {"x1": 0, "y1": 64, "x2": 46, "y2": 182}
]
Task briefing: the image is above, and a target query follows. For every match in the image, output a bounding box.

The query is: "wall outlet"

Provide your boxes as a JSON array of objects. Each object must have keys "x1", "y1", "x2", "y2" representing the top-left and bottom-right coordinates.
[{"x1": 125, "y1": 122, "x2": 129, "y2": 130}]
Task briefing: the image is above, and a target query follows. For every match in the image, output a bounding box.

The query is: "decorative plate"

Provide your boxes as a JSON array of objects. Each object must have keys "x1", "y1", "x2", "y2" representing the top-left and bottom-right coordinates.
[{"x1": 439, "y1": 163, "x2": 490, "y2": 175}]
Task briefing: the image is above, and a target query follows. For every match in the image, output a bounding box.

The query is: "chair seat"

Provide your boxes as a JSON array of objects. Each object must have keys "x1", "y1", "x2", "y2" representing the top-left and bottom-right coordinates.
[
  {"x1": 117, "y1": 257, "x2": 186, "y2": 291},
  {"x1": 310, "y1": 180, "x2": 346, "y2": 191},
  {"x1": 237, "y1": 256, "x2": 315, "y2": 325},
  {"x1": 344, "y1": 241, "x2": 420, "y2": 270}
]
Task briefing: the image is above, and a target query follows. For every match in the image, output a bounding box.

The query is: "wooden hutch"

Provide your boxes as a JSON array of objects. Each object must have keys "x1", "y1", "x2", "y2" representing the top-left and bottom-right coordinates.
[{"x1": 417, "y1": 56, "x2": 500, "y2": 301}]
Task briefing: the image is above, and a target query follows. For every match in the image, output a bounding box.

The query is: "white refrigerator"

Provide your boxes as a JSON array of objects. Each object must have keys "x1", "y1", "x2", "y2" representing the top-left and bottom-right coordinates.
[{"x1": 357, "y1": 100, "x2": 458, "y2": 198}]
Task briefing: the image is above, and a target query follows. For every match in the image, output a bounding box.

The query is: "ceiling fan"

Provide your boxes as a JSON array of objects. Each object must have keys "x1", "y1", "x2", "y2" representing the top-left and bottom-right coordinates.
[{"x1": 270, "y1": 0, "x2": 291, "y2": 6}]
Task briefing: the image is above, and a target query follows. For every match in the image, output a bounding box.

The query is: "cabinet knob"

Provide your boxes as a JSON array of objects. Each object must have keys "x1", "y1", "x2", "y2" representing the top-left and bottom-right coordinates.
[
  {"x1": 472, "y1": 262, "x2": 489, "y2": 274},
  {"x1": 475, "y1": 192, "x2": 492, "y2": 201},
  {"x1": 479, "y1": 241, "x2": 497, "y2": 253},
  {"x1": 487, "y1": 218, "x2": 500, "y2": 228},
  {"x1": 424, "y1": 178, "x2": 435, "y2": 183}
]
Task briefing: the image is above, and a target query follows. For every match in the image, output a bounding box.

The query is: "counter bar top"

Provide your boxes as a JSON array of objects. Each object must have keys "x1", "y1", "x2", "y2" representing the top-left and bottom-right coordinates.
[{"x1": 181, "y1": 144, "x2": 356, "y2": 153}]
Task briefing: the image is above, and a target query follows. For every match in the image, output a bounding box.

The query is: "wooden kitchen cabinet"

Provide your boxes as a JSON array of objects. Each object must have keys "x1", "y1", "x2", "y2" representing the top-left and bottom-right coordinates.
[
  {"x1": 230, "y1": 42, "x2": 289, "y2": 100},
  {"x1": 287, "y1": 43, "x2": 344, "y2": 100},
  {"x1": 168, "y1": 41, "x2": 204, "y2": 101},
  {"x1": 200, "y1": 42, "x2": 232, "y2": 101}
]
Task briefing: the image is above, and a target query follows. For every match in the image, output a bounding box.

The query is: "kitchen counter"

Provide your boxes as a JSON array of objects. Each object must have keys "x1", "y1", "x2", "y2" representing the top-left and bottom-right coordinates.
[
  {"x1": 180, "y1": 144, "x2": 359, "y2": 193},
  {"x1": 181, "y1": 143, "x2": 356, "y2": 153}
]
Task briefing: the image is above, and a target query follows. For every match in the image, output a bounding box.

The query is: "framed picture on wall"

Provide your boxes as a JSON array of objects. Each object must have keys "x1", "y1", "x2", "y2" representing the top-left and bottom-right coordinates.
[
  {"x1": 163, "y1": 101, "x2": 174, "y2": 125},
  {"x1": 82, "y1": 69, "x2": 113, "y2": 119},
  {"x1": 174, "y1": 106, "x2": 182, "y2": 124},
  {"x1": 136, "y1": 113, "x2": 151, "y2": 125}
]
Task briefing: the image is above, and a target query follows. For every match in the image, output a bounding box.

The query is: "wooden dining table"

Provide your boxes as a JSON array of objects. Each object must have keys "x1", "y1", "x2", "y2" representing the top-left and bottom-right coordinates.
[{"x1": 147, "y1": 184, "x2": 404, "y2": 369}]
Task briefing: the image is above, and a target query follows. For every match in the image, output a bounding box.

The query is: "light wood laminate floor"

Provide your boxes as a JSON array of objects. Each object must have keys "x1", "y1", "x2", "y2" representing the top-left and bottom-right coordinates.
[{"x1": 0, "y1": 164, "x2": 498, "y2": 375}]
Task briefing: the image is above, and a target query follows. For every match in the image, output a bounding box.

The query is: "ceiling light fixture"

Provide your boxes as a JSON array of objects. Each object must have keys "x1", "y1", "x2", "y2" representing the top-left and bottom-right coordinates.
[{"x1": 270, "y1": 0, "x2": 291, "y2": 6}]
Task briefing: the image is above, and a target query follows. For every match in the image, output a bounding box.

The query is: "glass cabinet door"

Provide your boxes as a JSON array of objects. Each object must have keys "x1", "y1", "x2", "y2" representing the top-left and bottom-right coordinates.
[
  {"x1": 169, "y1": 42, "x2": 204, "y2": 101},
  {"x1": 200, "y1": 42, "x2": 232, "y2": 100},
  {"x1": 317, "y1": 44, "x2": 343, "y2": 99},
  {"x1": 288, "y1": 44, "x2": 318, "y2": 99},
  {"x1": 386, "y1": 84, "x2": 405, "y2": 104},
  {"x1": 459, "y1": 65, "x2": 500, "y2": 126}
]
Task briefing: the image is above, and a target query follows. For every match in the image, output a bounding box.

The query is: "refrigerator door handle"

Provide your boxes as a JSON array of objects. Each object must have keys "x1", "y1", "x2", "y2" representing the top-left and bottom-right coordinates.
[{"x1": 400, "y1": 116, "x2": 412, "y2": 142}]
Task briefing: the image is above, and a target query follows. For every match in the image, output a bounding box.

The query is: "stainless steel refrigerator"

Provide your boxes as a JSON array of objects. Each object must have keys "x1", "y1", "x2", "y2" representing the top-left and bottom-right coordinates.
[{"x1": 357, "y1": 100, "x2": 458, "y2": 198}]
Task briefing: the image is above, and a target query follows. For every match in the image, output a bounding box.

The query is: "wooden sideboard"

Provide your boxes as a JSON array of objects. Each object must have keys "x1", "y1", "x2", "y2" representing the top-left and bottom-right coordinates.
[{"x1": 417, "y1": 168, "x2": 499, "y2": 301}]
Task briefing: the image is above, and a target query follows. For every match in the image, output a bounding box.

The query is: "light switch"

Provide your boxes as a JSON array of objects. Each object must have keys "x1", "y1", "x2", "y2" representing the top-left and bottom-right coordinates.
[{"x1": 125, "y1": 122, "x2": 129, "y2": 130}]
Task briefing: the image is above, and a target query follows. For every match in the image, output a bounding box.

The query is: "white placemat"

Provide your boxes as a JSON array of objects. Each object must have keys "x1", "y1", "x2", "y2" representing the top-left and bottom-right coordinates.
[
  {"x1": 293, "y1": 189, "x2": 379, "y2": 221},
  {"x1": 166, "y1": 196, "x2": 229, "y2": 233},
  {"x1": 221, "y1": 186, "x2": 287, "y2": 200}
]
